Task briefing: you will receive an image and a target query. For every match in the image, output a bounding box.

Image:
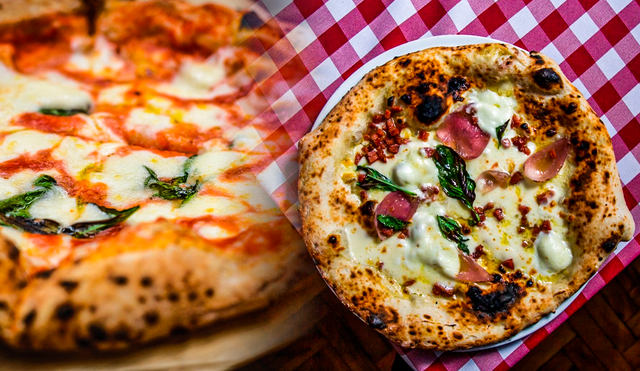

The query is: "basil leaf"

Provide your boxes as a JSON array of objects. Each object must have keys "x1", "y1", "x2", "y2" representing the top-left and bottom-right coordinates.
[
  {"x1": 39, "y1": 108, "x2": 89, "y2": 116},
  {"x1": 496, "y1": 120, "x2": 509, "y2": 147},
  {"x1": 377, "y1": 215, "x2": 410, "y2": 231},
  {"x1": 436, "y1": 215, "x2": 469, "y2": 254},
  {"x1": 60, "y1": 205, "x2": 139, "y2": 239},
  {"x1": 0, "y1": 175, "x2": 60, "y2": 234},
  {"x1": 356, "y1": 166, "x2": 416, "y2": 196},
  {"x1": 432, "y1": 146, "x2": 479, "y2": 223},
  {"x1": 144, "y1": 166, "x2": 199, "y2": 203}
]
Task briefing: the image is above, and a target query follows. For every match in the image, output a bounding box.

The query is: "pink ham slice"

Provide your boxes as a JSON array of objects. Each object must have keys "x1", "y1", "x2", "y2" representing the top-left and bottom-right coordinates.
[
  {"x1": 523, "y1": 138, "x2": 569, "y2": 182},
  {"x1": 375, "y1": 191, "x2": 418, "y2": 240},
  {"x1": 457, "y1": 252, "x2": 492, "y2": 282},
  {"x1": 436, "y1": 110, "x2": 490, "y2": 160},
  {"x1": 477, "y1": 170, "x2": 511, "y2": 194}
]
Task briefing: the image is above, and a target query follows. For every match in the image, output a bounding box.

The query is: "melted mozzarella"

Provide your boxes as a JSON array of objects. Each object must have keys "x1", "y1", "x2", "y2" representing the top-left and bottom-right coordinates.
[
  {"x1": 0, "y1": 64, "x2": 93, "y2": 121},
  {"x1": 52, "y1": 136, "x2": 99, "y2": 177},
  {"x1": 0, "y1": 131, "x2": 61, "y2": 162},
  {"x1": 66, "y1": 36, "x2": 126, "y2": 76},
  {"x1": 535, "y1": 231, "x2": 573, "y2": 274},
  {"x1": 154, "y1": 57, "x2": 227, "y2": 100},
  {"x1": 29, "y1": 186, "x2": 80, "y2": 227},
  {"x1": 466, "y1": 89, "x2": 516, "y2": 138},
  {"x1": 408, "y1": 210, "x2": 460, "y2": 279},
  {"x1": 125, "y1": 108, "x2": 174, "y2": 137}
]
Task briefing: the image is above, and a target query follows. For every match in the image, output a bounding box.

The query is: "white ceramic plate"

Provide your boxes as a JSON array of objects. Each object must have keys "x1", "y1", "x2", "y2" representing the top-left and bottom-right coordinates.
[{"x1": 311, "y1": 34, "x2": 586, "y2": 351}]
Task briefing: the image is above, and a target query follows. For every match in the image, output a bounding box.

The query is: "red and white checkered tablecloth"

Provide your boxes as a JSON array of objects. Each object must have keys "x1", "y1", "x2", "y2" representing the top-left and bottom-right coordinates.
[{"x1": 244, "y1": 0, "x2": 640, "y2": 370}]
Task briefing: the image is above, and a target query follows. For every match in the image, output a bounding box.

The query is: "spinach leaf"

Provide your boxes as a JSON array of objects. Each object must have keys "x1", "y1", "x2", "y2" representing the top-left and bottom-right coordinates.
[
  {"x1": 356, "y1": 166, "x2": 416, "y2": 197},
  {"x1": 60, "y1": 205, "x2": 139, "y2": 239},
  {"x1": 377, "y1": 215, "x2": 410, "y2": 231},
  {"x1": 39, "y1": 108, "x2": 89, "y2": 117},
  {"x1": 144, "y1": 165, "x2": 200, "y2": 203},
  {"x1": 432, "y1": 146, "x2": 479, "y2": 223},
  {"x1": 436, "y1": 215, "x2": 469, "y2": 254},
  {"x1": 496, "y1": 120, "x2": 509, "y2": 147}
]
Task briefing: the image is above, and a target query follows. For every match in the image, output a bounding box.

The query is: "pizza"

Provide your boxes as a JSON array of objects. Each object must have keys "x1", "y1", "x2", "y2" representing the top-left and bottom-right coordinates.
[
  {"x1": 0, "y1": 0, "x2": 310, "y2": 351},
  {"x1": 298, "y1": 43, "x2": 635, "y2": 350}
]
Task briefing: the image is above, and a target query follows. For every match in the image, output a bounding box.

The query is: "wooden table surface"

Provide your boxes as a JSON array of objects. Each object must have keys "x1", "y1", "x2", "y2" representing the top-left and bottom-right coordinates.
[{"x1": 238, "y1": 256, "x2": 640, "y2": 371}]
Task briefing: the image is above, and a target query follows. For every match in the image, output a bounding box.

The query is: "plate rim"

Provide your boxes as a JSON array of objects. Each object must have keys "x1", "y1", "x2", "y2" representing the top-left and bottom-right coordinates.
[{"x1": 310, "y1": 34, "x2": 586, "y2": 352}]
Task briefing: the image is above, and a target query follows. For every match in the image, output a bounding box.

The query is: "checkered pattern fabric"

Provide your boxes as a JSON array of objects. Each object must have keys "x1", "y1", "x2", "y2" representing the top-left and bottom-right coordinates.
[{"x1": 245, "y1": 0, "x2": 640, "y2": 370}]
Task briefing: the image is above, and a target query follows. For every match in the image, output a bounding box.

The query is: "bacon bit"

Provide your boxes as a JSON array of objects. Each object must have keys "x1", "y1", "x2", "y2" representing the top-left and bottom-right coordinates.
[
  {"x1": 472, "y1": 245, "x2": 485, "y2": 259},
  {"x1": 461, "y1": 224, "x2": 471, "y2": 235},
  {"x1": 390, "y1": 106, "x2": 403, "y2": 113},
  {"x1": 517, "y1": 226, "x2": 526, "y2": 234},
  {"x1": 403, "y1": 279, "x2": 416, "y2": 287},
  {"x1": 398, "y1": 232, "x2": 407, "y2": 239},
  {"x1": 357, "y1": 173, "x2": 366, "y2": 182},
  {"x1": 483, "y1": 202, "x2": 495, "y2": 211},
  {"x1": 432, "y1": 283, "x2": 454, "y2": 297},
  {"x1": 510, "y1": 171, "x2": 524, "y2": 185},
  {"x1": 376, "y1": 261, "x2": 384, "y2": 270},
  {"x1": 421, "y1": 147, "x2": 435, "y2": 158},
  {"x1": 511, "y1": 114, "x2": 522, "y2": 128},
  {"x1": 536, "y1": 190, "x2": 555, "y2": 205},
  {"x1": 360, "y1": 190, "x2": 368, "y2": 200},
  {"x1": 373, "y1": 114, "x2": 384, "y2": 123},
  {"x1": 380, "y1": 227, "x2": 394, "y2": 237},
  {"x1": 501, "y1": 259, "x2": 515, "y2": 270},
  {"x1": 474, "y1": 206, "x2": 487, "y2": 222},
  {"x1": 418, "y1": 130, "x2": 430, "y2": 140},
  {"x1": 522, "y1": 240, "x2": 530, "y2": 247},
  {"x1": 541, "y1": 220, "x2": 552, "y2": 232},
  {"x1": 501, "y1": 138, "x2": 512, "y2": 148},
  {"x1": 354, "y1": 153, "x2": 363, "y2": 165},
  {"x1": 512, "y1": 136, "x2": 531, "y2": 155},
  {"x1": 384, "y1": 109, "x2": 391, "y2": 119},
  {"x1": 493, "y1": 208, "x2": 505, "y2": 221},
  {"x1": 518, "y1": 204, "x2": 531, "y2": 216},
  {"x1": 420, "y1": 185, "x2": 440, "y2": 202},
  {"x1": 388, "y1": 144, "x2": 400, "y2": 154},
  {"x1": 367, "y1": 151, "x2": 379, "y2": 163}
]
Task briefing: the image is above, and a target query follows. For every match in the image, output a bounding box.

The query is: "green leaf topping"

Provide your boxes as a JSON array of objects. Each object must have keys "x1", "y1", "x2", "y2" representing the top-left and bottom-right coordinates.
[
  {"x1": 377, "y1": 215, "x2": 410, "y2": 231},
  {"x1": 0, "y1": 174, "x2": 138, "y2": 238},
  {"x1": 496, "y1": 120, "x2": 509, "y2": 147},
  {"x1": 356, "y1": 166, "x2": 416, "y2": 196},
  {"x1": 144, "y1": 161, "x2": 200, "y2": 203},
  {"x1": 436, "y1": 215, "x2": 469, "y2": 254},
  {"x1": 60, "y1": 205, "x2": 140, "y2": 239},
  {"x1": 39, "y1": 108, "x2": 89, "y2": 117},
  {"x1": 432, "y1": 145, "x2": 479, "y2": 223}
]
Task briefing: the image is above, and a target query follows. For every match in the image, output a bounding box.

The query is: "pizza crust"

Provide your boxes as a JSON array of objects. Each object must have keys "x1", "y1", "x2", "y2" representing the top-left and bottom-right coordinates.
[
  {"x1": 0, "y1": 220, "x2": 309, "y2": 351},
  {"x1": 299, "y1": 43, "x2": 634, "y2": 350}
]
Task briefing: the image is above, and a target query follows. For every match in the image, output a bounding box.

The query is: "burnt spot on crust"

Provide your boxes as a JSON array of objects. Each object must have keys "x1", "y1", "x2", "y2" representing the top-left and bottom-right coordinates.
[
  {"x1": 168, "y1": 292, "x2": 180, "y2": 302},
  {"x1": 466, "y1": 283, "x2": 523, "y2": 317},
  {"x1": 416, "y1": 95, "x2": 446, "y2": 125},
  {"x1": 447, "y1": 76, "x2": 469, "y2": 102},
  {"x1": 35, "y1": 269, "x2": 54, "y2": 279},
  {"x1": 0, "y1": 301, "x2": 8, "y2": 311},
  {"x1": 205, "y1": 288, "x2": 215, "y2": 297},
  {"x1": 59, "y1": 280, "x2": 79, "y2": 293},
  {"x1": 368, "y1": 314, "x2": 387, "y2": 329},
  {"x1": 170, "y1": 326, "x2": 189, "y2": 337},
  {"x1": 114, "y1": 328, "x2": 131, "y2": 342},
  {"x1": 111, "y1": 275, "x2": 128, "y2": 285},
  {"x1": 529, "y1": 52, "x2": 545, "y2": 65},
  {"x1": 399, "y1": 58, "x2": 411, "y2": 67},
  {"x1": 533, "y1": 68, "x2": 563, "y2": 90},
  {"x1": 88, "y1": 323, "x2": 108, "y2": 342},
  {"x1": 140, "y1": 276, "x2": 153, "y2": 287},
  {"x1": 6, "y1": 240, "x2": 19, "y2": 262},
  {"x1": 328, "y1": 235, "x2": 338, "y2": 245},
  {"x1": 55, "y1": 303, "x2": 75, "y2": 321},
  {"x1": 601, "y1": 237, "x2": 619, "y2": 252},
  {"x1": 562, "y1": 102, "x2": 578, "y2": 114},
  {"x1": 22, "y1": 309, "x2": 36, "y2": 327},
  {"x1": 143, "y1": 311, "x2": 159, "y2": 326}
]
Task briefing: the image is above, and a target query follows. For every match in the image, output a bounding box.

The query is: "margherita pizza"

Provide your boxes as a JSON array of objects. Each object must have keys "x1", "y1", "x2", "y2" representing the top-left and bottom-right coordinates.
[
  {"x1": 0, "y1": 0, "x2": 309, "y2": 350},
  {"x1": 299, "y1": 43, "x2": 634, "y2": 350}
]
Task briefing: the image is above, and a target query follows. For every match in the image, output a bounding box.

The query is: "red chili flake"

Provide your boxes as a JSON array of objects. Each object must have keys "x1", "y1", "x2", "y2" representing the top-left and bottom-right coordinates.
[
  {"x1": 510, "y1": 171, "x2": 523, "y2": 185},
  {"x1": 512, "y1": 136, "x2": 531, "y2": 155},
  {"x1": 493, "y1": 208, "x2": 505, "y2": 221},
  {"x1": 390, "y1": 106, "x2": 403, "y2": 113},
  {"x1": 549, "y1": 149, "x2": 557, "y2": 159},
  {"x1": 518, "y1": 204, "x2": 531, "y2": 216},
  {"x1": 384, "y1": 109, "x2": 391, "y2": 119},
  {"x1": 501, "y1": 138, "x2": 512, "y2": 148},
  {"x1": 501, "y1": 259, "x2": 515, "y2": 270},
  {"x1": 536, "y1": 190, "x2": 555, "y2": 205},
  {"x1": 373, "y1": 114, "x2": 384, "y2": 123},
  {"x1": 354, "y1": 153, "x2": 363, "y2": 165},
  {"x1": 511, "y1": 114, "x2": 522, "y2": 128},
  {"x1": 541, "y1": 219, "x2": 552, "y2": 232},
  {"x1": 472, "y1": 245, "x2": 485, "y2": 260},
  {"x1": 432, "y1": 283, "x2": 454, "y2": 297},
  {"x1": 418, "y1": 130, "x2": 430, "y2": 141}
]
